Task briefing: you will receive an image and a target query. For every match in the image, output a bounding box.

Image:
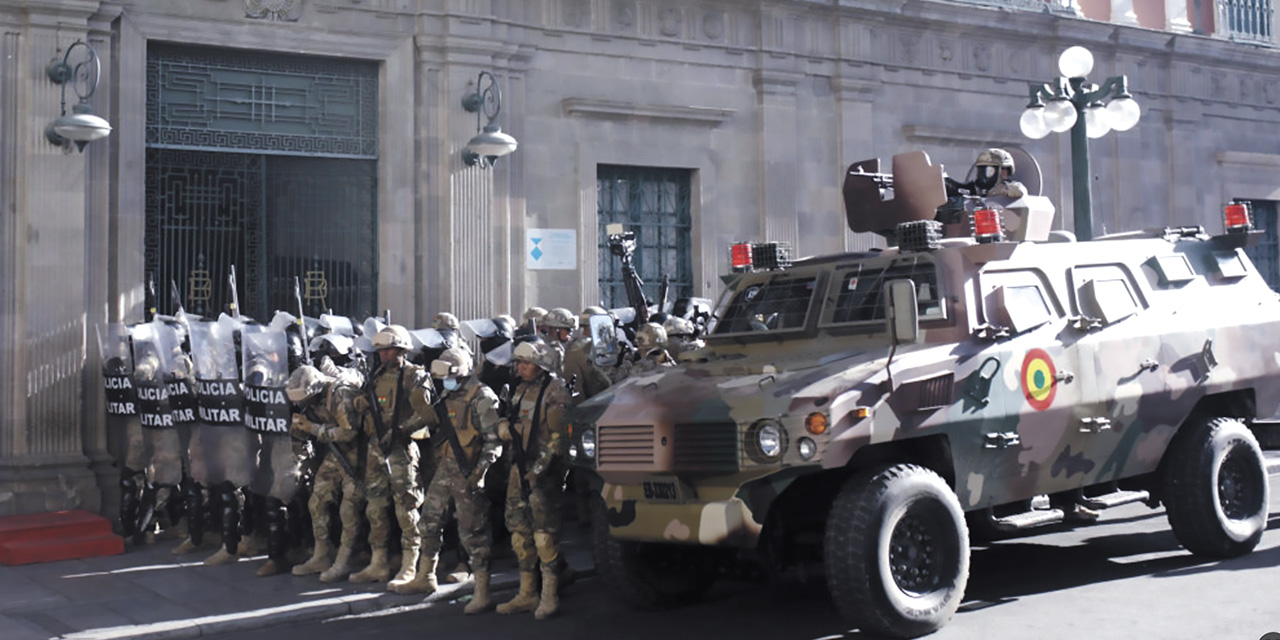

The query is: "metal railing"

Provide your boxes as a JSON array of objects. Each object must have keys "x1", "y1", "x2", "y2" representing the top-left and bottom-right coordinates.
[{"x1": 1218, "y1": 0, "x2": 1274, "y2": 43}]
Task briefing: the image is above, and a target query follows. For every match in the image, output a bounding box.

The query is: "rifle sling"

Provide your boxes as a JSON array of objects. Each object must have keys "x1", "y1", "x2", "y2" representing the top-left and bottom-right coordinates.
[
  {"x1": 508, "y1": 374, "x2": 554, "y2": 487},
  {"x1": 433, "y1": 398, "x2": 473, "y2": 477}
]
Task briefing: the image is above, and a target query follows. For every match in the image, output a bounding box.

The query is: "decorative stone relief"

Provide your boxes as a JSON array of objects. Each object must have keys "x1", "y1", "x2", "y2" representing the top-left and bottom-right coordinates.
[
  {"x1": 659, "y1": 8, "x2": 682, "y2": 37},
  {"x1": 899, "y1": 34, "x2": 919, "y2": 65},
  {"x1": 613, "y1": 0, "x2": 636, "y2": 31},
  {"x1": 972, "y1": 44, "x2": 991, "y2": 73},
  {"x1": 1264, "y1": 79, "x2": 1278, "y2": 105},
  {"x1": 245, "y1": 0, "x2": 303, "y2": 21},
  {"x1": 939, "y1": 42, "x2": 953, "y2": 63},
  {"x1": 703, "y1": 11, "x2": 724, "y2": 41},
  {"x1": 564, "y1": 0, "x2": 590, "y2": 29}
]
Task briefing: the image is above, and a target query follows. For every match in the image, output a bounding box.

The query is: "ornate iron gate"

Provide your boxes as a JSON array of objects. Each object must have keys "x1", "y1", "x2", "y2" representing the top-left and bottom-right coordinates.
[
  {"x1": 1244, "y1": 200, "x2": 1279, "y2": 292},
  {"x1": 596, "y1": 166, "x2": 694, "y2": 308},
  {"x1": 144, "y1": 44, "x2": 378, "y2": 320}
]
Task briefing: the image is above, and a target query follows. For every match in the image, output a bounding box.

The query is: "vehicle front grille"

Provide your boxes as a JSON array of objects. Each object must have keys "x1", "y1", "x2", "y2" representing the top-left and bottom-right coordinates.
[
  {"x1": 673, "y1": 422, "x2": 740, "y2": 472},
  {"x1": 598, "y1": 425, "x2": 655, "y2": 469}
]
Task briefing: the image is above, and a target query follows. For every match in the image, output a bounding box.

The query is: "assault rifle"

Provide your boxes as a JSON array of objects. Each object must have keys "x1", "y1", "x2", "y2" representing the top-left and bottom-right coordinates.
[
  {"x1": 501, "y1": 376, "x2": 553, "y2": 504},
  {"x1": 605, "y1": 223, "x2": 649, "y2": 326},
  {"x1": 294, "y1": 276, "x2": 313, "y2": 367}
]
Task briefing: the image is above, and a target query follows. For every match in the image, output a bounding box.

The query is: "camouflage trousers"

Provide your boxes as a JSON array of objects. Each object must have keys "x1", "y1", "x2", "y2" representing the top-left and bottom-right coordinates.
[
  {"x1": 309, "y1": 453, "x2": 364, "y2": 549},
  {"x1": 418, "y1": 452, "x2": 491, "y2": 572},
  {"x1": 143, "y1": 426, "x2": 184, "y2": 486},
  {"x1": 365, "y1": 442, "x2": 422, "y2": 553},
  {"x1": 504, "y1": 463, "x2": 563, "y2": 572}
]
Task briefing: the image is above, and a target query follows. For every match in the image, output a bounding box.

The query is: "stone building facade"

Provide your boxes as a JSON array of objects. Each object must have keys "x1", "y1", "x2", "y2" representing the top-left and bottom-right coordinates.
[{"x1": 1, "y1": 0, "x2": 1279, "y2": 516}]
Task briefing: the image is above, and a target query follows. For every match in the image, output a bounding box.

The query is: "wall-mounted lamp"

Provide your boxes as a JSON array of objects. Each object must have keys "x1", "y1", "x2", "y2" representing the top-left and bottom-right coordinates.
[
  {"x1": 461, "y1": 70, "x2": 518, "y2": 167},
  {"x1": 45, "y1": 40, "x2": 112, "y2": 153}
]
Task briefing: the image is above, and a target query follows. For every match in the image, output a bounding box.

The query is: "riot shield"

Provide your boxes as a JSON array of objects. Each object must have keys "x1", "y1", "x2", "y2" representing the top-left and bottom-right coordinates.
[
  {"x1": 353, "y1": 316, "x2": 387, "y2": 354},
  {"x1": 189, "y1": 314, "x2": 254, "y2": 488},
  {"x1": 129, "y1": 322, "x2": 183, "y2": 485},
  {"x1": 589, "y1": 314, "x2": 621, "y2": 368},
  {"x1": 241, "y1": 323, "x2": 301, "y2": 501},
  {"x1": 96, "y1": 323, "x2": 138, "y2": 467},
  {"x1": 158, "y1": 320, "x2": 198, "y2": 491},
  {"x1": 319, "y1": 313, "x2": 355, "y2": 337}
]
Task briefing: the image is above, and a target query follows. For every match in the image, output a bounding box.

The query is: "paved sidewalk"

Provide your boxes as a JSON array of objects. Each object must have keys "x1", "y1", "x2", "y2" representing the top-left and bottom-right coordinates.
[{"x1": 0, "y1": 524, "x2": 596, "y2": 640}]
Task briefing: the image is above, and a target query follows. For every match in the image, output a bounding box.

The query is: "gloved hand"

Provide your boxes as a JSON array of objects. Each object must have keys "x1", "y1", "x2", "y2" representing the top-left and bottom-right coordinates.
[{"x1": 468, "y1": 464, "x2": 488, "y2": 490}]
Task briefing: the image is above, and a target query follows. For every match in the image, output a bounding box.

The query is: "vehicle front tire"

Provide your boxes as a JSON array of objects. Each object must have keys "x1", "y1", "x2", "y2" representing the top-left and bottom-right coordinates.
[
  {"x1": 824, "y1": 464, "x2": 969, "y2": 639},
  {"x1": 1163, "y1": 415, "x2": 1269, "y2": 558},
  {"x1": 591, "y1": 498, "x2": 717, "y2": 609}
]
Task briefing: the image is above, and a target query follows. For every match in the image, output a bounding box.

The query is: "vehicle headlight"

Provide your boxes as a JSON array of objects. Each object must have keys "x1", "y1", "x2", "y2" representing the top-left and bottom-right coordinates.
[
  {"x1": 580, "y1": 426, "x2": 596, "y2": 459},
  {"x1": 797, "y1": 437, "x2": 817, "y2": 461},
  {"x1": 746, "y1": 419, "x2": 787, "y2": 463}
]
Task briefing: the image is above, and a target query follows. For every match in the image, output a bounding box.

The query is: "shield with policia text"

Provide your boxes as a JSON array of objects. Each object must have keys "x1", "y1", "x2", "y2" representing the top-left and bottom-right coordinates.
[
  {"x1": 189, "y1": 314, "x2": 255, "y2": 488},
  {"x1": 241, "y1": 322, "x2": 302, "y2": 501}
]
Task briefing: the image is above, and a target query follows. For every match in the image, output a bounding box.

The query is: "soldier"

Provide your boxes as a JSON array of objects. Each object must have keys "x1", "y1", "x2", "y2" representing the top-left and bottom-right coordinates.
[
  {"x1": 286, "y1": 365, "x2": 367, "y2": 580},
  {"x1": 496, "y1": 340, "x2": 571, "y2": 620},
  {"x1": 515, "y1": 307, "x2": 548, "y2": 340},
  {"x1": 559, "y1": 307, "x2": 613, "y2": 404},
  {"x1": 389, "y1": 349, "x2": 501, "y2": 611},
  {"x1": 662, "y1": 316, "x2": 704, "y2": 356},
  {"x1": 350, "y1": 325, "x2": 433, "y2": 585},
  {"x1": 972, "y1": 148, "x2": 1026, "y2": 199},
  {"x1": 617, "y1": 322, "x2": 675, "y2": 379}
]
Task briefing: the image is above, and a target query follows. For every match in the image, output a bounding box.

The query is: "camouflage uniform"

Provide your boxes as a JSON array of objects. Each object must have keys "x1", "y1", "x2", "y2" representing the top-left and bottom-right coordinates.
[
  {"x1": 351, "y1": 357, "x2": 432, "y2": 584},
  {"x1": 497, "y1": 353, "x2": 571, "y2": 619},
  {"x1": 290, "y1": 376, "x2": 364, "y2": 579},
  {"x1": 390, "y1": 373, "x2": 502, "y2": 600},
  {"x1": 561, "y1": 336, "x2": 611, "y2": 403}
]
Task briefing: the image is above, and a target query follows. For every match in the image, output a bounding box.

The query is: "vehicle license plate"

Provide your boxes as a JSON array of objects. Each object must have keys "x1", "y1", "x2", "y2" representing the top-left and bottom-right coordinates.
[{"x1": 641, "y1": 477, "x2": 682, "y2": 502}]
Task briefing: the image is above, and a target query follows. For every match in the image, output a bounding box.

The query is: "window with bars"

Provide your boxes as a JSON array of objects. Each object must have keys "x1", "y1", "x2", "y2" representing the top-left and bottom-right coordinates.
[
  {"x1": 1243, "y1": 200, "x2": 1280, "y2": 292},
  {"x1": 596, "y1": 166, "x2": 693, "y2": 309}
]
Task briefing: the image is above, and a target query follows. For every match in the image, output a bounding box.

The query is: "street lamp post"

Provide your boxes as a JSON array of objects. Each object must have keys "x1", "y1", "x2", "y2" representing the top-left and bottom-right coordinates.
[{"x1": 1019, "y1": 46, "x2": 1141, "y2": 241}]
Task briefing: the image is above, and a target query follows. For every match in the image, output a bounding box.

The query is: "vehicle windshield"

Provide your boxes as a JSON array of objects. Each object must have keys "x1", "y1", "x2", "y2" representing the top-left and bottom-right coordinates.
[{"x1": 712, "y1": 275, "x2": 818, "y2": 335}]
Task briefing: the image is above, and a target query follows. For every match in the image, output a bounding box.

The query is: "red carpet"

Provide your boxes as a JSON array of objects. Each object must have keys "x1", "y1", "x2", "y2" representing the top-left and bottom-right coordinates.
[{"x1": 0, "y1": 509, "x2": 123, "y2": 565}]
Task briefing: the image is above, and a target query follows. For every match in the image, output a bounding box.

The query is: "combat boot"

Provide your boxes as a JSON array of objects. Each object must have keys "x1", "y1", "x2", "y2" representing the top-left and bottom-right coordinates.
[
  {"x1": 386, "y1": 545, "x2": 419, "y2": 589},
  {"x1": 495, "y1": 571, "x2": 540, "y2": 614},
  {"x1": 463, "y1": 570, "x2": 492, "y2": 614},
  {"x1": 319, "y1": 545, "x2": 354, "y2": 583},
  {"x1": 292, "y1": 537, "x2": 333, "y2": 576},
  {"x1": 171, "y1": 537, "x2": 199, "y2": 555},
  {"x1": 534, "y1": 564, "x2": 560, "y2": 620},
  {"x1": 203, "y1": 547, "x2": 238, "y2": 566},
  {"x1": 444, "y1": 561, "x2": 471, "y2": 584},
  {"x1": 388, "y1": 553, "x2": 437, "y2": 595},
  {"x1": 348, "y1": 548, "x2": 391, "y2": 583}
]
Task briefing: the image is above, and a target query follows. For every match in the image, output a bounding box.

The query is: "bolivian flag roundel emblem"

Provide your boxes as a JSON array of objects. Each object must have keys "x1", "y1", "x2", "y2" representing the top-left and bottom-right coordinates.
[{"x1": 1021, "y1": 348, "x2": 1057, "y2": 411}]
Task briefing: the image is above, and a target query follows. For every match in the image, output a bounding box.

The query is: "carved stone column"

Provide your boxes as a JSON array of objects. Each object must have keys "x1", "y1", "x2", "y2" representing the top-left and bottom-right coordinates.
[
  {"x1": 0, "y1": 2, "x2": 105, "y2": 515},
  {"x1": 754, "y1": 69, "x2": 803, "y2": 252}
]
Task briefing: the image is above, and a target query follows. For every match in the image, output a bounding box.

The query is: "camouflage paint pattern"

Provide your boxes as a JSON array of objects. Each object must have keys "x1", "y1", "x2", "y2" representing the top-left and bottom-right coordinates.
[
  {"x1": 578, "y1": 227, "x2": 1280, "y2": 548},
  {"x1": 360, "y1": 360, "x2": 431, "y2": 553},
  {"x1": 418, "y1": 377, "x2": 502, "y2": 571},
  {"x1": 503, "y1": 372, "x2": 571, "y2": 570},
  {"x1": 293, "y1": 380, "x2": 364, "y2": 548},
  {"x1": 563, "y1": 336, "x2": 612, "y2": 402}
]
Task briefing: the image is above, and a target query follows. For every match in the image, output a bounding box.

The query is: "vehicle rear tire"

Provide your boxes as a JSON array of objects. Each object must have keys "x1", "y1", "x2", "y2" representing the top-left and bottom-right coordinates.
[
  {"x1": 824, "y1": 464, "x2": 969, "y2": 639},
  {"x1": 1163, "y1": 415, "x2": 1269, "y2": 558},
  {"x1": 591, "y1": 498, "x2": 717, "y2": 609}
]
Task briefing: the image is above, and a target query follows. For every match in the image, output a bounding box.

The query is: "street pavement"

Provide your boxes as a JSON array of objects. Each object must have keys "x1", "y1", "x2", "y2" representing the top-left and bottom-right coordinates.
[
  {"x1": 0, "y1": 521, "x2": 595, "y2": 640},
  {"x1": 2, "y1": 452, "x2": 1279, "y2": 640}
]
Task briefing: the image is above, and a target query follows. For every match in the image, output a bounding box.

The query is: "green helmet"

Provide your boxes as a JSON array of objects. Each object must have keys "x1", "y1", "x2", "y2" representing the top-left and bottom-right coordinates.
[
  {"x1": 523, "y1": 306, "x2": 548, "y2": 324},
  {"x1": 544, "y1": 307, "x2": 579, "y2": 331},
  {"x1": 636, "y1": 322, "x2": 668, "y2": 352},
  {"x1": 429, "y1": 347, "x2": 474, "y2": 379},
  {"x1": 663, "y1": 316, "x2": 695, "y2": 338},
  {"x1": 286, "y1": 365, "x2": 331, "y2": 403},
  {"x1": 579, "y1": 305, "x2": 608, "y2": 328},
  {"x1": 976, "y1": 148, "x2": 1015, "y2": 171},
  {"x1": 372, "y1": 325, "x2": 413, "y2": 351},
  {"x1": 513, "y1": 340, "x2": 558, "y2": 373},
  {"x1": 432, "y1": 312, "x2": 460, "y2": 331}
]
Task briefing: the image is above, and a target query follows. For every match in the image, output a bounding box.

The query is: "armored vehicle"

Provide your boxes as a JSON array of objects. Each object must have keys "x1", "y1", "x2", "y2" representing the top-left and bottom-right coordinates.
[{"x1": 571, "y1": 151, "x2": 1280, "y2": 638}]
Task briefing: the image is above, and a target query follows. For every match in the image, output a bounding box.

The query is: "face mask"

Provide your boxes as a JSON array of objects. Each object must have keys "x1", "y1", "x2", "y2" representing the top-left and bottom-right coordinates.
[{"x1": 443, "y1": 378, "x2": 460, "y2": 392}]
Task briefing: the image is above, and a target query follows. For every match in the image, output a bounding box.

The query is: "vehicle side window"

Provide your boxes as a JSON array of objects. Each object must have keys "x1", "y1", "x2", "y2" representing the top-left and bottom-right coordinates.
[
  {"x1": 1071, "y1": 264, "x2": 1143, "y2": 325},
  {"x1": 714, "y1": 276, "x2": 818, "y2": 334},
  {"x1": 978, "y1": 268, "x2": 1060, "y2": 334},
  {"x1": 825, "y1": 258, "x2": 942, "y2": 325}
]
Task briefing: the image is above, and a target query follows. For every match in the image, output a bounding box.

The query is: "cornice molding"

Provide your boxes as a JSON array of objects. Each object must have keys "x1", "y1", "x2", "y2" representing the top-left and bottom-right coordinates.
[
  {"x1": 1215, "y1": 151, "x2": 1280, "y2": 168},
  {"x1": 902, "y1": 125, "x2": 1022, "y2": 146},
  {"x1": 561, "y1": 98, "x2": 735, "y2": 126}
]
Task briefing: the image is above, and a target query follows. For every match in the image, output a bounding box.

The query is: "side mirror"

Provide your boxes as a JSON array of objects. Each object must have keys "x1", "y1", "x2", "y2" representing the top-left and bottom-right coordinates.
[
  {"x1": 588, "y1": 314, "x2": 619, "y2": 366},
  {"x1": 885, "y1": 278, "x2": 919, "y2": 345}
]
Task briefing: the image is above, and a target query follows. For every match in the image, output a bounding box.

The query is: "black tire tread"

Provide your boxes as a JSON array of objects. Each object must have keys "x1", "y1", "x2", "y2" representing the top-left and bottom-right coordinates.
[
  {"x1": 1163, "y1": 416, "x2": 1267, "y2": 558},
  {"x1": 824, "y1": 463, "x2": 968, "y2": 639}
]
